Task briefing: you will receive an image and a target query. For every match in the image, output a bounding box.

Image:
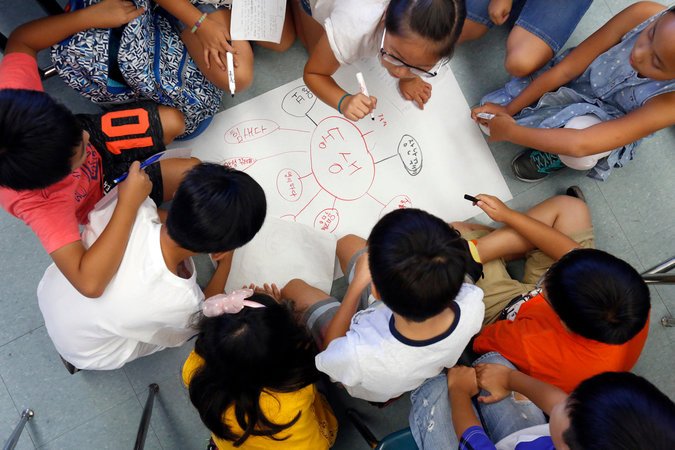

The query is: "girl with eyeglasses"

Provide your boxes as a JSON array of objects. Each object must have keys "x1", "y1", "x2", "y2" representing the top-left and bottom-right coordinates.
[{"x1": 298, "y1": 0, "x2": 466, "y2": 121}]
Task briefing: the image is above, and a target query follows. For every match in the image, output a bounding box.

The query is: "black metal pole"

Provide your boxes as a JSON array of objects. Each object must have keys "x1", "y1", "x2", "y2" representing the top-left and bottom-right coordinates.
[{"x1": 134, "y1": 384, "x2": 159, "y2": 450}]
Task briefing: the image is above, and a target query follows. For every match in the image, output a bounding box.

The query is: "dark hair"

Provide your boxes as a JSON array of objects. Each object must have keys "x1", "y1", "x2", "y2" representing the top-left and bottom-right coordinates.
[
  {"x1": 0, "y1": 89, "x2": 82, "y2": 190},
  {"x1": 188, "y1": 294, "x2": 320, "y2": 446},
  {"x1": 544, "y1": 249, "x2": 649, "y2": 344},
  {"x1": 563, "y1": 372, "x2": 675, "y2": 450},
  {"x1": 368, "y1": 208, "x2": 469, "y2": 322},
  {"x1": 166, "y1": 163, "x2": 266, "y2": 253},
  {"x1": 385, "y1": 0, "x2": 466, "y2": 58}
]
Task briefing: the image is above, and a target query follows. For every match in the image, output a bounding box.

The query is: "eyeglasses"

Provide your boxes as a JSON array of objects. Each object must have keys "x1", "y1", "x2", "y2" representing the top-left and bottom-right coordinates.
[{"x1": 378, "y1": 28, "x2": 448, "y2": 78}]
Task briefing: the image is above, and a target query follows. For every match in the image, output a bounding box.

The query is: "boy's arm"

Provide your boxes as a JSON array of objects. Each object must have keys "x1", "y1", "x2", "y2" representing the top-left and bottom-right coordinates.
[
  {"x1": 6, "y1": 0, "x2": 144, "y2": 57},
  {"x1": 321, "y1": 251, "x2": 371, "y2": 350},
  {"x1": 475, "y1": 194, "x2": 579, "y2": 261},
  {"x1": 447, "y1": 367, "x2": 484, "y2": 438},
  {"x1": 50, "y1": 162, "x2": 151, "y2": 298},
  {"x1": 475, "y1": 363, "x2": 568, "y2": 416},
  {"x1": 203, "y1": 251, "x2": 233, "y2": 298},
  {"x1": 303, "y1": 32, "x2": 376, "y2": 121}
]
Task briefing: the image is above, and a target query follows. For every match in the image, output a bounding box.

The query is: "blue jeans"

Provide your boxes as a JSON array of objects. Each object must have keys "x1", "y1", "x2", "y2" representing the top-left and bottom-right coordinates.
[
  {"x1": 409, "y1": 353, "x2": 547, "y2": 449},
  {"x1": 466, "y1": 0, "x2": 593, "y2": 53}
]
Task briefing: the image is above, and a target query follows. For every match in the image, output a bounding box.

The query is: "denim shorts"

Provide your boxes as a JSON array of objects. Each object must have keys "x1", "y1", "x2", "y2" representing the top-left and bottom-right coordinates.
[{"x1": 466, "y1": 0, "x2": 593, "y2": 53}]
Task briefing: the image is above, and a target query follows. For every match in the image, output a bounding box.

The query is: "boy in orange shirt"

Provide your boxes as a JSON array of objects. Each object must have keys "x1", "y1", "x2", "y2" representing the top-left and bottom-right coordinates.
[{"x1": 455, "y1": 189, "x2": 649, "y2": 393}]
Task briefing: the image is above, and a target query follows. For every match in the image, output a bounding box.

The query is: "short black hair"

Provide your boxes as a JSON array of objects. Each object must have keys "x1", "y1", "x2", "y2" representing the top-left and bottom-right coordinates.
[
  {"x1": 544, "y1": 249, "x2": 650, "y2": 344},
  {"x1": 0, "y1": 89, "x2": 82, "y2": 190},
  {"x1": 368, "y1": 208, "x2": 469, "y2": 322},
  {"x1": 385, "y1": 0, "x2": 466, "y2": 58},
  {"x1": 166, "y1": 163, "x2": 266, "y2": 253},
  {"x1": 564, "y1": 372, "x2": 675, "y2": 450}
]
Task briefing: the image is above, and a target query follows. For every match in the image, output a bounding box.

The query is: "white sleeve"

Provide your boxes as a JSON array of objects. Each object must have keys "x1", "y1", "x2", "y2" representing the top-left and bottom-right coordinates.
[{"x1": 315, "y1": 335, "x2": 363, "y2": 387}]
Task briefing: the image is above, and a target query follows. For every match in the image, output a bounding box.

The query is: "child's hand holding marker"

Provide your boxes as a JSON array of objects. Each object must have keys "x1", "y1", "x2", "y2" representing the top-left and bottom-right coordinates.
[
  {"x1": 117, "y1": 160, "x2": 153, "y2": 210},
  {"x1": 339, "y1": 72, "x2": 377, "y2": 122},
  {"x1": 465, "y1": 193, "x2": 514, "y2": 223},
  {"x1": 471, "y1": 103, "x2": 516, "y2": 141},
  {"x1": 356, "y1": 72, "x2": 375, "y2": 121}
]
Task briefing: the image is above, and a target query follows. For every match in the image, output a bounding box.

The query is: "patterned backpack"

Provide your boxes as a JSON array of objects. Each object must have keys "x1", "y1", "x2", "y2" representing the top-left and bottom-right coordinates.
[{"x1": 51, "y1": 0, "x2": 221, "y2": 136}]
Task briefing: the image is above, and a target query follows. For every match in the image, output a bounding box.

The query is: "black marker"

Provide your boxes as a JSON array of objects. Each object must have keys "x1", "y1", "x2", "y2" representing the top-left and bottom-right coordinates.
[{"x1": 464, "y1": 194, "x2": 479, "y2": 203}]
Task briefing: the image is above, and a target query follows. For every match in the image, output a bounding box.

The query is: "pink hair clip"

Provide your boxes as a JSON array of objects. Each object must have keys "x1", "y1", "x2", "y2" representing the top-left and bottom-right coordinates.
[{"x1": 202, "y1": 289, "x2": 265, "y2": 317}]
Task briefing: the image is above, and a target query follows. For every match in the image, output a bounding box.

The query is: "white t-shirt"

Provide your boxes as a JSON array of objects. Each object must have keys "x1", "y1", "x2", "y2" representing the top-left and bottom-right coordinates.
[
  {"x1": 312, "y1": 0, "x2": 387, "y2": 65},
  {"x1": 315, "y1": 283, "x2": 485, "y2": 402},
  {"x1": 37, "y1": 197, "x2": 203, "y2": 370}
]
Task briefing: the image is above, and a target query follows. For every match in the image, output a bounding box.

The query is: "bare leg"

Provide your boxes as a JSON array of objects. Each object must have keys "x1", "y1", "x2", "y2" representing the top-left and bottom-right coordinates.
[
  {"x1": 290, "y1": 0, "x2": 325, "y2": 54},
  {"x1": 159, "y1": 157, "x2": 200, "y2": 202},
  {"x1": 476, "y1": 195, "x2": 591, "y2": 263},
  {"x1": 157, "y1": 105, "x2": 186, "y2": 144},
  {"x1": 450, "y1": 221, "x2": 494, "y2": 235},
  {"x1": 458, "y1": 18, "x2": 489, "y2": 43},
  {"x1": 255, "y1": 4, "x2": 296, "y2": 51},
  {"x1": 282, "y1": 278, "x2": 331, "y2": 316},
  {"x1": 504, "y1": 26, "x2": 554, "y2": 77},
  {"x1": 179, "y1": 10, "x2": 254, "y2": 93},
  {"x1": 336, "y1": 234, "x2": 367, "y2": 274}
]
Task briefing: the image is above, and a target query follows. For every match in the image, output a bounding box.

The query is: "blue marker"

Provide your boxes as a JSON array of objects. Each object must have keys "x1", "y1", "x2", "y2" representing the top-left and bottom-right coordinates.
[{"x1": 113, "y1": 152, "x2": 165, "y2": 184}]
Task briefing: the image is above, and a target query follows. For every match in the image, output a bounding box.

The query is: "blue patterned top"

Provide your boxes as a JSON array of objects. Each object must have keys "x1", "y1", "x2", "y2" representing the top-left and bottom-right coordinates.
[{"x1": 482, "y1": 9, "x2": 675, "y2": 180}]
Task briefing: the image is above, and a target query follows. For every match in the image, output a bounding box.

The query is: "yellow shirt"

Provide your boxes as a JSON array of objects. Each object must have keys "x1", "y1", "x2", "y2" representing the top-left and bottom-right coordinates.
[{"x1": 182, "y1": 351, "x2": 337, "y2": 450}]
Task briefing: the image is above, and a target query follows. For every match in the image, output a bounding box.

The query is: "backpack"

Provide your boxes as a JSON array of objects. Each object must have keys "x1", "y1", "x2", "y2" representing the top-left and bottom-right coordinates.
[{"x1": 51, "y1": 0, "x2": 221, "y2": 136}]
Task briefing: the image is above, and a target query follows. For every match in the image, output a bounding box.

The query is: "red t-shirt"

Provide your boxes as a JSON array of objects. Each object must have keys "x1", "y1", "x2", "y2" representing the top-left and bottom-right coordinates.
[
  {"x1": 473, "y1": 294, "x2": 649, "y2": 393},
  {"x1": 0, "y1": 52, "x2": 103, "y2": 253}
]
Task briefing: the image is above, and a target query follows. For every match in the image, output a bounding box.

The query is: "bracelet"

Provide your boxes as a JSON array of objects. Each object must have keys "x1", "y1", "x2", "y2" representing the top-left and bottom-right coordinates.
[
  {"x1": 190, "y1": 12, "x2": 208, "y2": 34},
  {"x1": 337, "y1": 93, "x2": 351, "y2": 114}
]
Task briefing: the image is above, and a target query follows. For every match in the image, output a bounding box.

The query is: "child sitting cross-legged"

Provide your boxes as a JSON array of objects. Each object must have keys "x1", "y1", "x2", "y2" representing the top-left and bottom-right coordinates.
[
  {"x1": 454, "y1": 190, "x2": 650, "y2": 393},
  {"x1": 411, "y1": 362, "x2": 675, "y2": 449},
  {"x1": 183, "y1": 285, "x2": 338, "y2": 450},
  {"x1": 472, "y1": 2, "x2": 675, "y2": 182},
  {"x1": 282, "y1": 208, "x2": 485, "y2": 403},
  {"x1": 0, "y1": 0, "x2": 196, "y2": 298},
  {"x1": 38, "y1": 164, "x2": 266, "y2": 370}
]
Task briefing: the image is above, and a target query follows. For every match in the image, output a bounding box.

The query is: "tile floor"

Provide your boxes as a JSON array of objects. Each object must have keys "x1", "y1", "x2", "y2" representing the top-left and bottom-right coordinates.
[{"x1": 0, "y1": 0, "x2": 673, "y2": 448}]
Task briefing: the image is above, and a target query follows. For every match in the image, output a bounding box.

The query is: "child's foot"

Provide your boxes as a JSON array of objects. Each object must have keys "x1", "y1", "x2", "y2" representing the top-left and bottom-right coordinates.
[
  {"x1": 565, "y1": 185, "x2": 586, "y2": 203},
  {"x1": 511, "y1": 149, "x2": 564, "y2": 182}
]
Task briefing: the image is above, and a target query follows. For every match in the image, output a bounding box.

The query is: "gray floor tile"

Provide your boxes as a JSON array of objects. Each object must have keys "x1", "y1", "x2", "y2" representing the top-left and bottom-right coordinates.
[
  {"x1": 123, "y1": 343, "x2": 194, "y2": 395},
  {"x1": 595, "y1": 132, "x2": 675, "y2": 247},
  {"x1": 39, "y1": 397, "x2": 162, "y2": 450},
  {"x1": 0, "y1": 327, "x2": 135, "y2": 446},
  {"x1": 566, "y1": 0, "x2": 615, "y2": 48},
  {"x1": 147, "y1": 374, "x2": 210, "y2": 450},
  {"x1": 0, "y1": 220, "x2": 49, "y2": 347},
  {"x1": 632, "y1": 294, "x2": 675, "y2": 398},
  {"x1": 0, "y1": 379, "x2": 35, "y2": 450}
]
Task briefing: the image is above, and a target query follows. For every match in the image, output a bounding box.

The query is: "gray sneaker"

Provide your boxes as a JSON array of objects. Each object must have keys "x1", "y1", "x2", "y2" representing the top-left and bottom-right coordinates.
[{"x1": 511, "y1": 149, "x2": 565, "y2": 182}]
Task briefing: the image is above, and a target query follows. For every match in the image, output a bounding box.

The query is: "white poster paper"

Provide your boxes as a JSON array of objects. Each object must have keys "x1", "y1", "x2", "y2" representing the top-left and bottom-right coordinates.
[
  {"x1": 230, "y1": 0, "x2": 286, "y2": 43},
  {"x1": 224, "y1": 217, "x2": 337, "y2": 293},
  {"x1": 183, "y1": 60, "x2": 511, "y2": 240}
]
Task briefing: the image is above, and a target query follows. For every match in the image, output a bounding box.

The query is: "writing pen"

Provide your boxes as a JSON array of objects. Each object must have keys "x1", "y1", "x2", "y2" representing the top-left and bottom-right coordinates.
[
  {"x1": 356, "y1": 72, "x2": 375, "y2": 120},
  {"x1": 227, "y1": 50, "x2": 236, "y2": 97},
  {"x1": 113, "y1": 151, "x2": 165, "y2": 184}
]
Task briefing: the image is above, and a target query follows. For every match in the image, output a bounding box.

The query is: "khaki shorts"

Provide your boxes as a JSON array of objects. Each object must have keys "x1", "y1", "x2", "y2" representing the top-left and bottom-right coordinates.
[{"x1": 463, "y1": 228, "x2": 595, "y2": 324}]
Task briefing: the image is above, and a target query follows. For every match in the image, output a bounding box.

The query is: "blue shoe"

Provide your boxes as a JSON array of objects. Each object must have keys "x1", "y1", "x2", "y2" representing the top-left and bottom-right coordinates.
[{"x1": 511, "y1": 149, "x2": 564, "y2": 182}]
